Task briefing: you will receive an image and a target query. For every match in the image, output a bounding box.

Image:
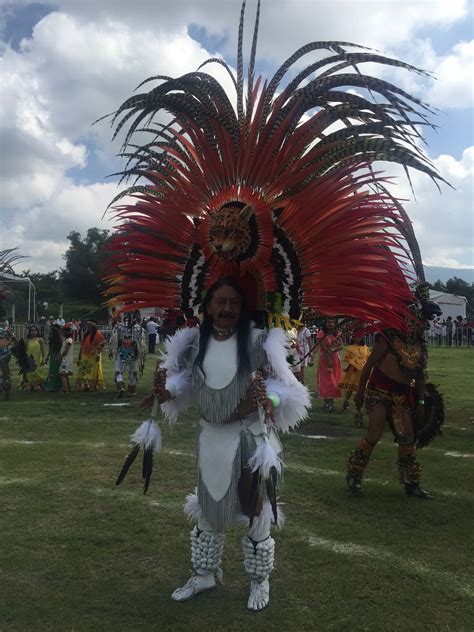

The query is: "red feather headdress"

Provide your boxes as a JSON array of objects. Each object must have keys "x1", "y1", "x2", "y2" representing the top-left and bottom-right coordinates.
[{"x1": 101, "y1": 0, "x2": 445, "y2": 332}]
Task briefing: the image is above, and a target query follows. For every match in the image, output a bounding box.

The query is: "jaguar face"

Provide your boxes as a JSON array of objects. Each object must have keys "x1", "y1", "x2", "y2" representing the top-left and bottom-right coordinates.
[{"x1": 208, "y1": 204, "x2": 253, "y2": 263}]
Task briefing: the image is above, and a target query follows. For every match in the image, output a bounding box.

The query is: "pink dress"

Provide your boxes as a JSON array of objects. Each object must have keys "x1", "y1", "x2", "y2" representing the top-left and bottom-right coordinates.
[{"x1": 316, "y1": 331, "x2": 342, "y2": 398}]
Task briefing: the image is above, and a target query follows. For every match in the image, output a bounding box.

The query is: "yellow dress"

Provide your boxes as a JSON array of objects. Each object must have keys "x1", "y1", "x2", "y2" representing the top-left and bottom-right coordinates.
[
  {"x1": 25, "y1": 338, "x2": 45, "y2": 388},
  {"x1": 339, "y1": 344, "x2": 370, "y2": 392},
  {"x1": 76, "y1": 331, "x2": 106, "y2": 390}
]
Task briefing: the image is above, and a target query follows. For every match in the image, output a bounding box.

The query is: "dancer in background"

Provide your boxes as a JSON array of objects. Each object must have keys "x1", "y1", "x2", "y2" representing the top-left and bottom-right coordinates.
[
  {"x1": 109, "y1": 314, "x2": 146, "y2": 397},
  {"x1": 0, "y1": 322, "x2": 16, "y2": 400},
  {"x1": 346, "y1": 287, "x2": 444, "y2": 498},
  {"x1": 339, "y1": 333, "x2": 370, "y2": 426},
  {"x1": 58, "y1": 323, "x2": 74, "y2": 394},
  {"x1": 20, "y1": 325, "x2": 45, "y2": 391},
  {"x1": 316, "y1": 319, "x2": 343, "y2": 412},
  {"x1": 44, "y1": 323, "x2": 62, "y2": 392},
  {"x1": 76, "y1": 320, "x2": 106, "y2": 391}
]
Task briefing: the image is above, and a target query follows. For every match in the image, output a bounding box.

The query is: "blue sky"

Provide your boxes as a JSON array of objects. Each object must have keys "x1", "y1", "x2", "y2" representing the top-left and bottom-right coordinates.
[{"x1": 0, "y1": 0, "x2": 472, "y2": 273}]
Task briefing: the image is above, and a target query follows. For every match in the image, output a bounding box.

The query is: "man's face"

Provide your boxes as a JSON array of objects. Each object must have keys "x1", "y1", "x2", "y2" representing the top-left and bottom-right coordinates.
[{"x1": 207, "y1": 285, "x2": 242, "y2": 329}]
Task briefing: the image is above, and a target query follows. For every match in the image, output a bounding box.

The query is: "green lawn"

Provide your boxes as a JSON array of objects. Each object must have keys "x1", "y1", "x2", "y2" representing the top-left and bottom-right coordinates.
[{"x1": 0, "y1": 346, "x2": 473, "y2": 631}]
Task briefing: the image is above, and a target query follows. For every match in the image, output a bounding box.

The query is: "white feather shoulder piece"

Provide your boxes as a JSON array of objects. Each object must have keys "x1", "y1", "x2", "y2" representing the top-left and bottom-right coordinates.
[
  {"x1": 263, "y1": 327, "x2": 297, "y2": 386},
  {"x1": 263, "y1": 327, "x2": 311, "y2": 432},
  {"x1": 160, "y1": 327, "x2": 199, "y2": 373}
]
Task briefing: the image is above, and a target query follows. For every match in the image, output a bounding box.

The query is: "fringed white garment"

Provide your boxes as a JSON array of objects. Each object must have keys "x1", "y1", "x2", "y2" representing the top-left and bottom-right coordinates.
[{"x1": 157, "y1": 325, "x2": 310, "y2": 531}]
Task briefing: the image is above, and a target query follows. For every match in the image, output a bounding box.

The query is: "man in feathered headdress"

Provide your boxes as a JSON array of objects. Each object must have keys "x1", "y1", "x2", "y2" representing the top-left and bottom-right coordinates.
[{"x1": 102, "y1": 0, "x2": 446, "y2": 612}]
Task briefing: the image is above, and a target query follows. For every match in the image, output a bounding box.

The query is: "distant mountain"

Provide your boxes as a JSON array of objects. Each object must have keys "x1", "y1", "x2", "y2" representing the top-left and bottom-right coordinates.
[{"x1": 423, "y1": 266, "x2": 473, "y2": 284}]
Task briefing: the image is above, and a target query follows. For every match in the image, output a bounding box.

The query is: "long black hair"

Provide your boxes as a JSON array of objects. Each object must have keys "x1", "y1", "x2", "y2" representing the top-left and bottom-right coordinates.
[
  {"x1": 49, "y1": 324, "x2": 62, "y2": 354},
  {"x1": 194, "y1": 277, "x2": 250, "y2": 378},
  {"x1": 87, "y1": 321, "x2": 98, "y2": 344}
]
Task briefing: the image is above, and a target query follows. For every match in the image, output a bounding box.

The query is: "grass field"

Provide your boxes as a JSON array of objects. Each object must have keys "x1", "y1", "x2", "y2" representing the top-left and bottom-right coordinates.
[{"x1": 1, "y1": 346, "x2": 473, "y2": 631}]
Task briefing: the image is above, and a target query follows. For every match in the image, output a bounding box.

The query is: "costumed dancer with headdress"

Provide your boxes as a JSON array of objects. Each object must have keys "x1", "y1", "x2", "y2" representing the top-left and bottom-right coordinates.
[
  {"x1": 76, "y1": 320, "x2": 106, "y2": 391},
  {"x1": 109, "y1": 313, "x2": 146, "y2": 398},
  {"x1": 316, "y1": 319, "x2": 343, "y2": 412},
  {"x1": 339, "y1": 332, "x2": 370, "y2": 426},
  {"x1": 100, "y1": 0, "x2": 446, "y2": 611},
  {"x1": 346, "y1": 286, "x2": 444, "y2": 499}
]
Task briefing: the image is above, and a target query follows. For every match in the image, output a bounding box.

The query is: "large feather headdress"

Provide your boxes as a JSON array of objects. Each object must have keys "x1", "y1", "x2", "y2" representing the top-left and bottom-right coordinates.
[{"x1": 101, "y1": 0, "x2": 445, "y2": 331}]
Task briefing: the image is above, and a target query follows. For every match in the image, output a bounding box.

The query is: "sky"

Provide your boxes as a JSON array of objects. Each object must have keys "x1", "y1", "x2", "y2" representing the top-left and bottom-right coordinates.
[{"x1": 0, "y1": 0, "x2": 473, "y2": 275}]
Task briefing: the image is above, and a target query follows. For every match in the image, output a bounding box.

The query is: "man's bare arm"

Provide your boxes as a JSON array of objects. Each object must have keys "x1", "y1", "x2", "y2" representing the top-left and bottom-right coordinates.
[{"x1": 354, "y1": 336, "x2": 387, "y2": 409}]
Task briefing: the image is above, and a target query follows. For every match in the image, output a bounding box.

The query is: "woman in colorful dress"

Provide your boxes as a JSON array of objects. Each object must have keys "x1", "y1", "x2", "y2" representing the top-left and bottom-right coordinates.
[
  {"x1": 21, "y1": 325, "x2": 45, "y2": 390},
  {"x1": 76, "y1": 320, "x2": 106, "y2": 391},
  {"x1": 44, "y1": 323, "x2": 63, "y2": 392},
  {"x1": 316, "y1": 319, "x2": 343, "y2": 412},
  {"x1": 339, "y1": 333, "x2": 370, "y2": 426}
]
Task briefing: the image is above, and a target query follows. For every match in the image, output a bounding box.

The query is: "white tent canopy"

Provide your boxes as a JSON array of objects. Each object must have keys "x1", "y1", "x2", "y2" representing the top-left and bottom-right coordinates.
[
  {"x1": 0, "y1": 271, "x2": 37, "y2": 323},
  {"x1": 429, "y1": 290, "x2": 467, "y2": 320}
]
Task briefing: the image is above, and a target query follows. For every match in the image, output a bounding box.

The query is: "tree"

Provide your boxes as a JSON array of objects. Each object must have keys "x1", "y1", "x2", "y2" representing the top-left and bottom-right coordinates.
[{"x1": 60, "y1": 228, "x2": 111, "y2": 303}]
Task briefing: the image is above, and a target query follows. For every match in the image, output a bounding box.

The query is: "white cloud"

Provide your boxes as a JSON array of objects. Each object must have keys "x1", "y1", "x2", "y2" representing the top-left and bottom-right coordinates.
[
  {"x1": 5, "y1": 180, "x2": 120, "y2": 274},
  {"x1": 428, "y1": 40, "x2": 474, "y2": 109},
  {"x1": 391, "y1": 146, "x2": 474, "y2": 269},
  {"x1": 0, "y1": 0, "x2": 472, "y2": 275}
]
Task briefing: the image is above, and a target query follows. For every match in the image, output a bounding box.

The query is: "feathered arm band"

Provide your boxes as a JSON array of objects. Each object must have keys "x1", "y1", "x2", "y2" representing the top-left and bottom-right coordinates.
[{"x1": 263, "y1": 328, "x2": 311, "y2": 432}]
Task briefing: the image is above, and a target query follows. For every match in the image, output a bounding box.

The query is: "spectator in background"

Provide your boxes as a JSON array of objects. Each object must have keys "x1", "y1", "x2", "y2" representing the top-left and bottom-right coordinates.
[
  {"x1": 433, "y1": 318, "x2": 443, "y2": 347},
  {"x1": 296, "y1": 322, "x2": 313, "y2": 385},
  {"x1": 38, "y1": 315, "x2": 47, "y2": 339},
  {"x1": 58, "y1": 323, "x2": 74, "y2": 394},
  {"x1": 464, "y1": 317, "x2": 473, "y2": 347},
  {"x1": 56, "y1": 316, "x2": 65, "y2": 328},
  {"x1": 146, "y1": 317, "x2": 159, "y2": 354},
  {"x1": 455, "y1": 315, "x2": 465, "y2": 346},
  {"x1": 445, "y1": 316, "x2": 453, "y2": 346},
  {"x1": 71, "y1": 320, "x2": 79, "y2": 342}
]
